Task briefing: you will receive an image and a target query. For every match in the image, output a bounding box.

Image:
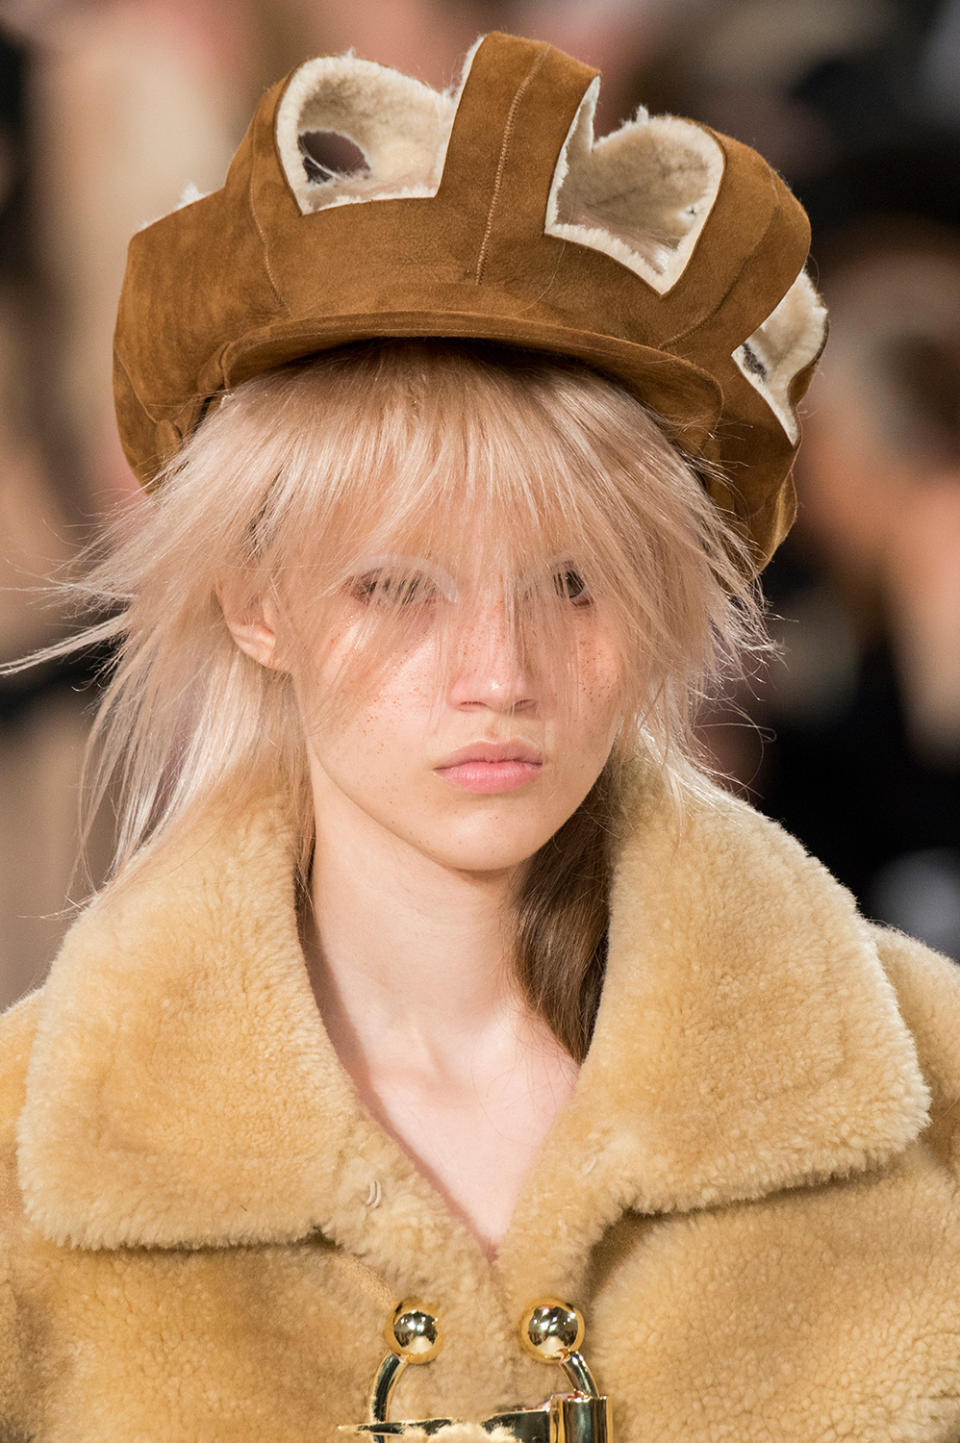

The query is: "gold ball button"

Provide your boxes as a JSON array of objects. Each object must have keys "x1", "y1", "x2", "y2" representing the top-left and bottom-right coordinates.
[
  {"x1": 387, "y1": 1299, "x2": 442, "y2": 1363},
  {"x1": 519, "y1": 1299, "x2": 585, "y2": 1363}
]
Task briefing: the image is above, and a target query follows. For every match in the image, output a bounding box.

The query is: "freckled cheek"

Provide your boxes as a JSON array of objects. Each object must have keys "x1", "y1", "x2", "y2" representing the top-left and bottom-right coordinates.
[
  {"x1": 342, "y1": 691, "x2": 438, "y2": 782},
  {"x1": 572, "y1": 648, "x2": 625, "y2": 735}
]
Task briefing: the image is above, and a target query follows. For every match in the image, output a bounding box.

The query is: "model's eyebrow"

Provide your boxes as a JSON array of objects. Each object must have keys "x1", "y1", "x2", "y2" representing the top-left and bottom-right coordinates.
[
  {"x1": 345, "y1": 553, "x2": 586, "y2": 598},
  {"x1": 346, "y1": 554, "x2": 459, "y2": 601}
]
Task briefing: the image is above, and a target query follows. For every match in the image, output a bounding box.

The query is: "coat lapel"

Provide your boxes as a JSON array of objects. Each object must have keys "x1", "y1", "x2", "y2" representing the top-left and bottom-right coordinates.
[
  {"x1": 17, "y1": 789, "x2": 473, "y2": 1282},
  {"x1": 493, "y1": 762, "x2": 930, "y2": 1308},
  {"x1": 16, "y1": 757, "x2": 929, "y2": 1302}
]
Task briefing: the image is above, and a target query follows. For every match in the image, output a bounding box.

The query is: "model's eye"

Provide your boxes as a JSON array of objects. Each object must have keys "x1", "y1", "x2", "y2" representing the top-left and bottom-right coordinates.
[
  {"x1": 553, "y1": 566, "x2": 591, "y2": 606},
  {"x1": 349, "y1": 570, "x2": 438, "y2": 606}
]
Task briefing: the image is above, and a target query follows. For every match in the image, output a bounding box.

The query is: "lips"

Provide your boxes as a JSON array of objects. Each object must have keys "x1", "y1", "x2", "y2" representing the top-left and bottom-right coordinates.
[{"x1": 436, "y1": 740, "x2": 543, "y2": 767}]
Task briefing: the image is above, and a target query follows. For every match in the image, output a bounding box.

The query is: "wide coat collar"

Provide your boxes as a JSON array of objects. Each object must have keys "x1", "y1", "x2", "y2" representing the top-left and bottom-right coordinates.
[{"x1": 16, "y1": 756, "x2": 929, "y2": 1308}]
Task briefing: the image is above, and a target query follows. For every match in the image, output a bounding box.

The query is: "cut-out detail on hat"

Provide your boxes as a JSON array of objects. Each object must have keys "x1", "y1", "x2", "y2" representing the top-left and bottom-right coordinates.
[
  {"x1": 276, "y1": 56, "x2": 456, "y2": 213},
  {"x1": 545, "y1": 79, "x2": 725, "y2": 295},
  {"x1": 732, "y1": 270, "x2": 828, "y2": 444},
  {"x1": 298, "y1": 130, "x2": 370, "y2": 184}
]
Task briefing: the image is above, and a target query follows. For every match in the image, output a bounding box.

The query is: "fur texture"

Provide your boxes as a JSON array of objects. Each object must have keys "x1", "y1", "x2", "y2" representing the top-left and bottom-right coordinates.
[
  {"x1": 544, "y1": 83, "x2": 725, "y2": 295},
  {"x1": 275, "y1": 56, "x2": 456, "y2": 212},
  {"x1": 2, "y1": 755, "x2": 960, "y2": 1440},
  {"x1": 733, "y1": 270, "x2": 829, "y2": 444}
]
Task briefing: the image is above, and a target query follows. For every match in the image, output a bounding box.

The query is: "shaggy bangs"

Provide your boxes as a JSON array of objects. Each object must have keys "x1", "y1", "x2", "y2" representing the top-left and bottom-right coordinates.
[{"x1": 10, "y1": 340, "x2": 764, "y2": 892}]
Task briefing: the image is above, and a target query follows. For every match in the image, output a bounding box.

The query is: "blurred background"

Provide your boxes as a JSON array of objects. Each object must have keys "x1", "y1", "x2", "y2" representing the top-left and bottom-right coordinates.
[{"x1": 1, "y1": 0, "x2": 958, "y2": 1008}]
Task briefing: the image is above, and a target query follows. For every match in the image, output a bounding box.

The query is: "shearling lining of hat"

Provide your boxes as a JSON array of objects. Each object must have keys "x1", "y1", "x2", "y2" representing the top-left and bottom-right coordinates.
[
  {"x1": 134, "y1": 180, "x2": 211, "y2": 235},
  {"x1": 733, "y1": 269, "x2": 829, "y2": 443},
  {"x1": 276, "y1": 55, "x2": 457, "y2": 213},
  {"x1": 544, "y1": 81, "x2": 725, "y2": 295}
]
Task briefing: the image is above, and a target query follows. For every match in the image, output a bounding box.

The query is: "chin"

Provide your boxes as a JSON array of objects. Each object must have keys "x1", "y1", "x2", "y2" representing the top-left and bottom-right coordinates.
[{"x1": 428, "y1": 825, "x2": 555, "y2": 875}]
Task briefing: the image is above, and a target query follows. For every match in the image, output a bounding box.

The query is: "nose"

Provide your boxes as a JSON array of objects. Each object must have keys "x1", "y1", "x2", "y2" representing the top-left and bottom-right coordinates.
[{"x1": 446, "y1": 592, "x2": 540, "y2": 714}]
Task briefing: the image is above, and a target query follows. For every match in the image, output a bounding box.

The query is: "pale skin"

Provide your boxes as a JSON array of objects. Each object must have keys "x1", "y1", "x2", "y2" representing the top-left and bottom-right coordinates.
[{"x1": 220, "y1": 555, "x2": 625, "y2": 1256}]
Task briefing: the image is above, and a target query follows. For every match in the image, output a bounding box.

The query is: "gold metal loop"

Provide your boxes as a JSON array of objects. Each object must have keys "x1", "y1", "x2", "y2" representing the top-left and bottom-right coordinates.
[
  {"x1": 519, "y1": 1299, "x2": 601, "y2": 1400},
  {"x1": 341, "y1": 1296, "x2": 613, "y2": 1443}
]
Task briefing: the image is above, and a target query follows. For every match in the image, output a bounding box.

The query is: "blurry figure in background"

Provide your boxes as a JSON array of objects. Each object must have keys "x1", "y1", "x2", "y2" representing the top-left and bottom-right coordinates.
[
  {"x1": 0, "y1": 284, "x2": 83, "y2": 1006},
  {"x1": 12, "y1": 0, "x2": 264, "y2": 513},
  {"x1": 687, "y1": 0, "x2": 960, "y2": 960},
  {"x1": 0, "y1": 29, "x2": 113, "y2": 1004},
  {"x1": 744, "y1": 224, "x2": 960, "y2": 958}
]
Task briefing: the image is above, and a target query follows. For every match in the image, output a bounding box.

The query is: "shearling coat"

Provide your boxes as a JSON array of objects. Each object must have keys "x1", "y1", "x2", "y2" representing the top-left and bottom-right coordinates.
[{"x1": 2, "y1": 760, "x2": 960, "y2": 1443}]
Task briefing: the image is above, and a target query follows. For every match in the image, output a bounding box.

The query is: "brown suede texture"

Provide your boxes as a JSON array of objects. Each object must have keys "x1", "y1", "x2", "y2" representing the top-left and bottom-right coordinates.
[{"x1": 113, "y1": 32, "x2": 823, "y2": 570}]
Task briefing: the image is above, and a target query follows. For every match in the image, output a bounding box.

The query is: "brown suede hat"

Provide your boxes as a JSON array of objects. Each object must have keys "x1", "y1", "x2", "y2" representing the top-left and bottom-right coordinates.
[{"x1": 114, "y1": 31, "x2": 827, "y2": 571}]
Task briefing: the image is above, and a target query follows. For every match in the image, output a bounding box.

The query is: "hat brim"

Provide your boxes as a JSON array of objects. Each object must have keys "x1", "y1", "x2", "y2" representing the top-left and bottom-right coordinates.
[{"x1": 217, "y1": 310, "x2": 724, "y2": 453}]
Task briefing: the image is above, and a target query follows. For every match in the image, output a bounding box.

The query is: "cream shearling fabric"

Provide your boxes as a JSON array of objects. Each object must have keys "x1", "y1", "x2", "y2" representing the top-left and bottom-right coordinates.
[
  {"x1": 543, "y1": 81, "x2": 724, "y2": 295},
  {"x1": 275, "y1": 55, "x2": 457, "y2": 211},
  {"x1": 733, "y1": 270, "x2": 828, "y2": 445},
  {"x1": 2, "y1": 757, "x2": 960, "y2": 1440}
]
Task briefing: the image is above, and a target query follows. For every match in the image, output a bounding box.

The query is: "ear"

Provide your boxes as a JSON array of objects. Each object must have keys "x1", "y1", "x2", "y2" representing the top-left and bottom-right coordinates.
[{"x1": 216, "y1": 577, "x2": 283, "y2": 670}]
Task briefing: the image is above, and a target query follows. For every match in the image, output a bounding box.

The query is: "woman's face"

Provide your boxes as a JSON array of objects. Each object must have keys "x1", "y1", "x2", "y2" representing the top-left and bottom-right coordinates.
[{"x1": 284, "y1": 551, "x2": 625, "y2": 877}]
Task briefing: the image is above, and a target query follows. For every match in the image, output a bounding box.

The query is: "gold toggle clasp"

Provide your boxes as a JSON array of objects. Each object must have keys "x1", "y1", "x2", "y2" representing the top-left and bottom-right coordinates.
[
  {"x1": 369, "y1": 1298, "x2": 443, "y2": 1439},
  {"x1": 339, "y1": 1296, "x2": 613, "y2": 1443},
  {"x1": 517, "y1": 1299, "x2": 612, "y2": 1443}
]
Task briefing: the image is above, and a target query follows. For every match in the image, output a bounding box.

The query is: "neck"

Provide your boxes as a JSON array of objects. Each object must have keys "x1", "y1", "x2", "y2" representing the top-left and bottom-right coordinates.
[{"x1": 302, "y1": 777, "x2": 530, "y2": 1081}]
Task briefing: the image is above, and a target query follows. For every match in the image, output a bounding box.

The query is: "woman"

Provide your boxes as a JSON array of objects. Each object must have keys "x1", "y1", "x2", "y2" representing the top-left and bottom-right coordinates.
[{"x1": 2, "y1": 31, "x2": 960, "y2": 1443}]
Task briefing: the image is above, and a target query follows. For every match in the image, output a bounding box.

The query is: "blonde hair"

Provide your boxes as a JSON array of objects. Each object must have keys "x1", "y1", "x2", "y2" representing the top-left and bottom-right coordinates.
[{"x1": 16, "y1": 340, "x2": 767, "y2": 1059}]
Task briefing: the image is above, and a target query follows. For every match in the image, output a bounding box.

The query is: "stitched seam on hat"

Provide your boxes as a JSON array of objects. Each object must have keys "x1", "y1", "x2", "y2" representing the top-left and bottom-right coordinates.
[
  {"x1": 114, "y1": 348, "x2": 164, "y2": 425},
  {"x1": 664, "y1": 171, "x2": 781, "y2": 347},
  {"x1": 474, "y1": 49, "x2": 548, "y2": 286},
  {"x1": 249, "y1": 149, "x2": 287, "y2": 310}
]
